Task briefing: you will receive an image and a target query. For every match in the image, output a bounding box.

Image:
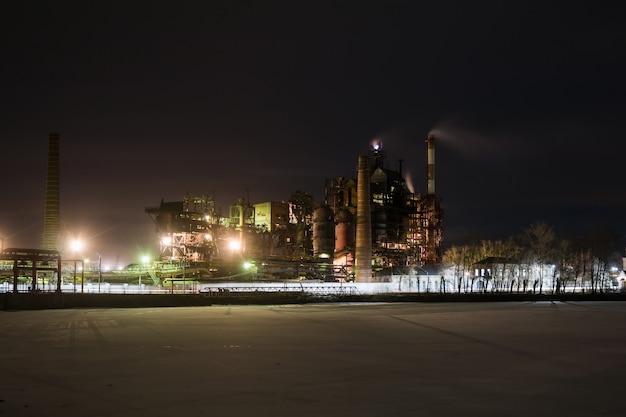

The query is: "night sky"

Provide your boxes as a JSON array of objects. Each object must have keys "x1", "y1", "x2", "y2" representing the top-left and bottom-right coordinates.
[{"x1": 2, "y1": 1, "x2": 625, "y2": 266}]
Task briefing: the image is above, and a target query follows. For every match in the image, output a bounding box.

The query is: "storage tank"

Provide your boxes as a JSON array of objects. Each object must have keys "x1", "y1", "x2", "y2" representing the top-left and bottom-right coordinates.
[
  {"x1": 312, "y1": 205, "x2": 335, "y2": 260},
  {"x1": 335, "y1": 208, "x2": 354, "y2": 251}
]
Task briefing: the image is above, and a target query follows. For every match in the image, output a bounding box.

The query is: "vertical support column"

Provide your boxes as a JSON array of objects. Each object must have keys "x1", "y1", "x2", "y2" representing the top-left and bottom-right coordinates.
[
  {"x1": 56, "y1": 256, "x2": 62, "y2": 292},
  {"x1": 31, "y1": 260, "x2": 37, "y2": 291},
  {"x1": 12, "y1": 259, "x2": 18, "y2": 293}
]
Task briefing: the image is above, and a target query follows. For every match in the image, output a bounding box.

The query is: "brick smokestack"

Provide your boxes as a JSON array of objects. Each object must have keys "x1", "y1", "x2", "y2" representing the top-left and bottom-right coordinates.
[
  {"x1": 43, "y1": 132, "x2": 60, "y2": 251},
  {"x1": 426, "y1": 134, "x2": 436, "y2": 196},
  {"x1": 355, "y1": 155, "x2": 372, "y2": 283}
]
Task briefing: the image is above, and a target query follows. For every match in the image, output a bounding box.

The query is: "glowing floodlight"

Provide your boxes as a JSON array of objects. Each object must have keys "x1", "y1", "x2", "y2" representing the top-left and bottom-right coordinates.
[
  {"x1": 70, "y1": 239, "x2": 84, "y2": 253},
  {"x1": 229, "y1": 240, "x2": 241, "y2": 251}
]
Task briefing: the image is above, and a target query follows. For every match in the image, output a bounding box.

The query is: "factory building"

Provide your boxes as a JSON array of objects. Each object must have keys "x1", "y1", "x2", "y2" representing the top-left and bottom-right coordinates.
[
  {"x1": 145, "y1": 195, "x2": 221, "y2": 263},
  {"x1": 145, "y1": 191, "x2": 318, "y2": 276},
  {"x1": 322, "y1": 136, "x2": 443, "y2": 281},
  {"x1": 145, "y1": 136, "x2": 443, "y2": 281}
]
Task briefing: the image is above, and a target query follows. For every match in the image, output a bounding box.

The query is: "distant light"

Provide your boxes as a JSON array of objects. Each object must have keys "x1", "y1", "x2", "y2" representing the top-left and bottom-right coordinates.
[
  {"x1": 141, "y1": 255, "x2": 150, "y2": 265},
  {"x1": 161, "y1": 236, "x2": 172, "y2": 246},
  {"x1": 243, "y1": 261, "x2": 252, "y2": 270},
  {"x1": 204, "y1": 233, "x2": 211, "y2": 241},
  {"x1": 229, "y1": 240, "x2": 241, "y2": 251},
  {"x1": 319, "y1": 253, "x2": 330, "y2": 259}
]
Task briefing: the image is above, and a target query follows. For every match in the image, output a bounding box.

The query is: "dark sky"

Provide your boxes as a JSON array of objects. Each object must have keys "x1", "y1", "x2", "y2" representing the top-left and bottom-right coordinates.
[{"x1": 2, "y1": 1, "x2": 625, "y2": 266}]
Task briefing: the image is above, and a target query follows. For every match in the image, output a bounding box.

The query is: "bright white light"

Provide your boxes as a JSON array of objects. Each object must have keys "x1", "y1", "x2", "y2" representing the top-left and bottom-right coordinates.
[
  {"x1": 319, "y1": 253, "x2": 330, "y2": 259},
  {"x1": 141, "y1": 255, "x2": 150, "y2": 265},
  {"x1": 243, "y1": 261, "x2": 252, "y2": 270},
  {"x1": 204, "y1": 233, "x2": 212, "y2": 241},
  {"x1": 161, "y1": 236, "x2": 172, "y2": 246},
  {"x1": 70, "y1": 239, "x2": 84, "y2": 252},
  {"x1": 370, "y1": 138, "x2": 382, "y2": 151},
  {"x1": 229, "y1": 240, "x2": 241, "y2": 251}
]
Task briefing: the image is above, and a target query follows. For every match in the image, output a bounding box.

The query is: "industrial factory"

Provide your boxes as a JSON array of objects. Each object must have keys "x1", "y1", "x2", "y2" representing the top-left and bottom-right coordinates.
[
  {"x1": 0, "y1": 133, "x2": 443, "y2": 293},
  {"x1": 144, "y1": 136, "x2": 443, "y2": 283}
]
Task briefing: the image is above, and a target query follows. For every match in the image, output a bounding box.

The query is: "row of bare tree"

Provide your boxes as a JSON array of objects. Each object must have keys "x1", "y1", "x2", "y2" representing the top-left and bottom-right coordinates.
[{"x1": 442, "y1": 221, "x2": 623, "y2": 294}]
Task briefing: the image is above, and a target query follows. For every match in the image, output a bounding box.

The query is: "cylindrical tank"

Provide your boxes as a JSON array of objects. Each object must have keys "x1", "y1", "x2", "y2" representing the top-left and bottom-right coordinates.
[
  {"x1": 312, "y1": 205, "x2": 335, "y2": 259},
  {"x1": 335, "y1": 208, "x2": 354, "y2": 251}
]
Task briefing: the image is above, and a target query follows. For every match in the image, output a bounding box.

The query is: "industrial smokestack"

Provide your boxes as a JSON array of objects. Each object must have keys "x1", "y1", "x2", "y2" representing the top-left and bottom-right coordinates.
[
  {"x1": 43, "y1": 132, "x2": 60, "y2": 251},
  {"x1": 426, "y1": 134, "x2": 436, "y2": 196},
  {"x1": 355, "y1": 155, "x2": 372, "y2": 283}
]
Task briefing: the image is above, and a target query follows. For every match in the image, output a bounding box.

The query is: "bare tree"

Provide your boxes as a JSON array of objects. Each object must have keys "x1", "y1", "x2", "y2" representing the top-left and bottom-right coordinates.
[
  {"x1": 443, "y1": 244, "x2": 481, "y2": 293},
  {"x1": 524, "y1": 221, "x2": 555, "y2": 294},
  {"x1": 553, "y1": 239, "x2": 571, "y2": 294}
]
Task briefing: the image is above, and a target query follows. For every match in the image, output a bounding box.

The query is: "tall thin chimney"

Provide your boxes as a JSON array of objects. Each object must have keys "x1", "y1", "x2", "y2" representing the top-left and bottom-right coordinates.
[
  {"x1": 355, "y1": 155, "x2": 372, "y2": 283},
  {"x1": 426, "y1": 134, "x2": 436, "y2": 196},
  {"x1": 43, "y1": 132, "x2": 60, "y2": 251}
]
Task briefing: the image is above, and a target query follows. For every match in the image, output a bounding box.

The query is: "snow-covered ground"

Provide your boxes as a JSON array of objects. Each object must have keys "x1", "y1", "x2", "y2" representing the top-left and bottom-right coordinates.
[{"x1": 1, "y1": 302, "x2": 625, "y2": 417}]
